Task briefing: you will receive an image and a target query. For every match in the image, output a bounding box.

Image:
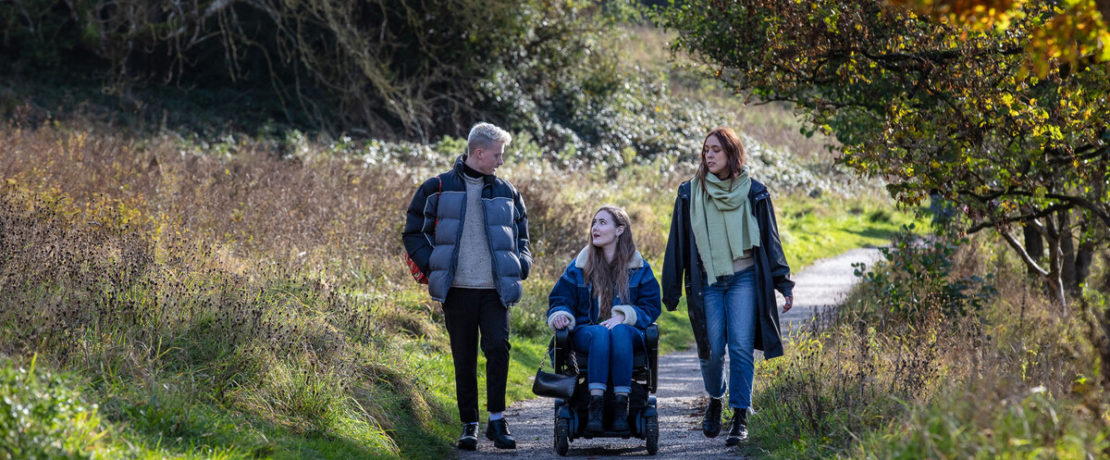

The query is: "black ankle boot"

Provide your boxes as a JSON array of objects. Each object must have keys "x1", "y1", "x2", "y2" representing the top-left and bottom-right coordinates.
[
  {"x1": 586, "y1": 395, "x2": 605, "y2": 433},
  {"x1": 702, "y1": 397, "x2": 723, "y2": 438},
  {"x1": 611, "y1": 394, "x2": 629, "y2": 432},
  {"x1": 726, "y1": 409, "x2": 748, "y2": 446}
]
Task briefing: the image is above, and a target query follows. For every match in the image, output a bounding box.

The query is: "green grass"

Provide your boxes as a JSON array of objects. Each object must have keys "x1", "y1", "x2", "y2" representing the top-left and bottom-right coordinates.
[
  {"x1": 1, "y1": 355, "x2": 109, "y2": 459},
  {"x1": 777, "y1": 194, "x2": 927, "y2": 269}
]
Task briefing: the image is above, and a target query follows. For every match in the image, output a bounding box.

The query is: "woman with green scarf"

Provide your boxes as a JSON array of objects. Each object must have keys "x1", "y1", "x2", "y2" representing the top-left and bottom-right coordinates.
[{"x1": 661, "y1": 127, "x2": 795, "y2": 447}]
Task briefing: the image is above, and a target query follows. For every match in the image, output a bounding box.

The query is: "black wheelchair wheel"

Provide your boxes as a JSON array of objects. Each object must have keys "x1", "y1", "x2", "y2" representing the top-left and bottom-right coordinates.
[
  {"x1": 645, "y1": 415, "x2": 659, "y2": 455},
  {"x1": 555, "y1": 416, "x2": 570, "y2": 456}
]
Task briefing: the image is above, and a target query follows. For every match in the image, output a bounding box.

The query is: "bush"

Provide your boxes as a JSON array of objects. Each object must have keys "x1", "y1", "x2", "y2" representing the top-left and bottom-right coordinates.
[{"x1": 849, "y1": 225, "x2": 996, "y2": 327}]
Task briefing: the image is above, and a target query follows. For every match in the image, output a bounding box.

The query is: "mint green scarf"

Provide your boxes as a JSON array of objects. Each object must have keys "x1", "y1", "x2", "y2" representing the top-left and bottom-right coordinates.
[{"x1": 690, "y1": 166, "x2": 761, "y2": 281}]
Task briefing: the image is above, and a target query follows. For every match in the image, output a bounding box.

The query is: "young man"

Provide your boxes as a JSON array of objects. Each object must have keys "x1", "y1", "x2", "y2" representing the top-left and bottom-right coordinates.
[{"x1": 402, "y1": 122, "x2": 532, "y2": 450}]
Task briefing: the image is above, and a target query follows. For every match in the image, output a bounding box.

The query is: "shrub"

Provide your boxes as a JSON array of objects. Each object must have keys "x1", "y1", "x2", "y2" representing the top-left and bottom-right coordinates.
[{"x1": 849, "y1": 225, "x2": 996, "y2": 328}]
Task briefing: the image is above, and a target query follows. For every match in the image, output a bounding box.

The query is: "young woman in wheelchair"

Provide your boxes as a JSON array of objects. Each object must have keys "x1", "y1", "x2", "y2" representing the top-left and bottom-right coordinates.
[{"x1": 546, "y1": 205, "x2": 662, "y2": 434}]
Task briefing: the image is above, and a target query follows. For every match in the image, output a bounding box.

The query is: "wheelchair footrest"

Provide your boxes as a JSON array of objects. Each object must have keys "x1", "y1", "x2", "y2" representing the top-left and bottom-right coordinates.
[{"x1": 581, "y1": 430, "x2": 635, "y2": 440}]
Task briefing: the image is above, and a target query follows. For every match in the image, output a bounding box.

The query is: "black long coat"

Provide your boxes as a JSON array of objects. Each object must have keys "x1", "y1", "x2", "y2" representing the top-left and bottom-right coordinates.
[{"x1": 661, "y1": 179, "x2": 795, "y2": 360}]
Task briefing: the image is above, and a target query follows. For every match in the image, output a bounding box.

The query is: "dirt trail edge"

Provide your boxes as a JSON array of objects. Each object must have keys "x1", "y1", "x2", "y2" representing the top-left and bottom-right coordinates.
[{"x1": 456, "y1": 247, "x2": 882, "y2": 459}]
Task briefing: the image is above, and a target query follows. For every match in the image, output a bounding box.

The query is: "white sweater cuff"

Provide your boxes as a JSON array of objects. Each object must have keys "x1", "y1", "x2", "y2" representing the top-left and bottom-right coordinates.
[
  {"x1": 547, "y1": 311, "x2": 576, "y2": 331},
  {"x1": 612, "y1": 305, "x2": 637, "y2": 326}
]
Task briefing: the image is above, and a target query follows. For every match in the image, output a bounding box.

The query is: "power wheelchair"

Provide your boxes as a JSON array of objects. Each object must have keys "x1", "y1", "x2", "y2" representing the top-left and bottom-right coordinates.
[{"x1": 550, "y1": 324, "x2": 660, "y2": 455}]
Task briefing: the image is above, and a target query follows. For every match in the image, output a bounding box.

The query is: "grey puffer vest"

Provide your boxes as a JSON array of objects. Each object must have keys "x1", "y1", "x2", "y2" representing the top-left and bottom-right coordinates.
[{"x1": 402, "y1": 156, "x2": 533, "y2": 306}]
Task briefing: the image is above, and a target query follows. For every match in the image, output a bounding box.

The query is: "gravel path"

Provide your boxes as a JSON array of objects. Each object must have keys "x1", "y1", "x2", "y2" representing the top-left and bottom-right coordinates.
[{"x1": 456, "y1": 248, "x2": 882, "y2": 459}]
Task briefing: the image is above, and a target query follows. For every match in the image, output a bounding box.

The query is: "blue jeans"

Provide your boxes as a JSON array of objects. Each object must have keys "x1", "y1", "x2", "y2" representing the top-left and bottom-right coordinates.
[
  {"x1": 573, "y1": 324, "x2": 644, "y2": 394},
  {"x1": 699, "y1": 267, "x2": 757, "y2": 409}
]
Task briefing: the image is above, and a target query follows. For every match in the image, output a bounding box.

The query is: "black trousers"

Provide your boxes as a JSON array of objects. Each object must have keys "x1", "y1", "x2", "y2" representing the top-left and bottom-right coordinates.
[{"x1": 442, "y1": 287, "x2": 511, "y2": 423}]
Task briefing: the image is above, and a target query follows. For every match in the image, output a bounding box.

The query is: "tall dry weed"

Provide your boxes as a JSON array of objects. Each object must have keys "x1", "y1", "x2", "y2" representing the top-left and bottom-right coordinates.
[
  {"x1": 0, "y1": 123, "x2": 470, "y2": 440},
  {"x1": 754, "y1": 230, "x2": 1106, "y2": 456}
]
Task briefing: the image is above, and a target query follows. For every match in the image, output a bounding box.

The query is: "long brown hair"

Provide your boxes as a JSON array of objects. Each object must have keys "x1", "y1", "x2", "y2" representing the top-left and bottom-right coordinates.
[
  {"x1": 697, "y1": 127, "x2": 746, "y2": 193},
  {"x1": 584, "y1": 205, "x2": 637, "y2": 319}
]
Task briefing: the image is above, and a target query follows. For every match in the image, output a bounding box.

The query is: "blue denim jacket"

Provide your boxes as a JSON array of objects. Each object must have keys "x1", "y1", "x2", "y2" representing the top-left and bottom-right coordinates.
[{"x1": 546, "y1": 247, "x2": 661, "y2": 331}]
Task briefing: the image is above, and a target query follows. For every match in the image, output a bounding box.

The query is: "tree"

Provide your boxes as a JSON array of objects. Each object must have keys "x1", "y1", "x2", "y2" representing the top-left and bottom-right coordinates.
[
  {"x1": 663, "y1": 0, "x2": 1109, "y2": 311},
  {"x1": 0, "y1": 0, "x2": 604, "y2": 140},
  {"x1": 890, "y1": 0, "x2": 1110, "y2": 77}
]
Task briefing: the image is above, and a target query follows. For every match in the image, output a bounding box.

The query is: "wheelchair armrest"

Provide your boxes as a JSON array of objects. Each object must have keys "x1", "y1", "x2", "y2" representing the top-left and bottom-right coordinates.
[
  {"x1": 554, "y1": 329, "x2": 571, "y2": 373},
  {"x1": 556, "y1": 328, "x2": 571, "y2": 348},
  {"x1": 646, "y1": 323, "x2": 659, "y2": 393}
]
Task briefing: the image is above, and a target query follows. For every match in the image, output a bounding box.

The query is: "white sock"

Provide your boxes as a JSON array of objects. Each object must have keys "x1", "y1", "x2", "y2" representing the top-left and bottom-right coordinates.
[{"x1": 489, "y1": 412, "x2": 503, "y2": 421}]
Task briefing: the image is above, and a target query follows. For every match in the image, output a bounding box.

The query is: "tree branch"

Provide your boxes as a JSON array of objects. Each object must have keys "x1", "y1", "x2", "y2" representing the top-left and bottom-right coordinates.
[
  {"x1": 964, "y1": 203, "x2": 1073, "y2": 234},
  {"x1": 999, "y1": 225, "x2": 1050, "y2": 277},
  {"x1": 1044, "y1": 194, "x2": 1110, "y2": 228}
]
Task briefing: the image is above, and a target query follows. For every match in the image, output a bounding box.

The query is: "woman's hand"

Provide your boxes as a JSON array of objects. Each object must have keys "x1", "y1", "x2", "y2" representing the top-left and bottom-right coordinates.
[
  {"x1": 782, "y1": 296, "x2": 794, "y2": 313},
  {"x1": 601, "y1": 313, "x2": 625, "y2": 329},
  {"x1": 552, "y1": 315, "x2": 570, "y2": 330}
]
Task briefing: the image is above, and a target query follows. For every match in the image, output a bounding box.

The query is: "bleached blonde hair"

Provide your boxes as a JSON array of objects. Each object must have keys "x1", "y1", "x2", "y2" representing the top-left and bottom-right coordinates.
[{"x1": 467, "y1": 122, "x2": 511, "y2": 154}]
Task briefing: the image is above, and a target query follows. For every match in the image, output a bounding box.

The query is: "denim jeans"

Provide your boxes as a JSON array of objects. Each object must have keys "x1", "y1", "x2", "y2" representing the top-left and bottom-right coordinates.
[
  {"x1": 573, "y1": 324, "x2": 644, "y2": 394},
  {"x1": 699, "y1": 267, "x2": 757, "y2": 409}
]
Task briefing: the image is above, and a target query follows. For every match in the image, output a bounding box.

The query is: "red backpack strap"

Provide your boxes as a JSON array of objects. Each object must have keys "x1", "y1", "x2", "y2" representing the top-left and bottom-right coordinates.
[{"x1": 405, "y1": 253, "x2": 428, "y2": 284}]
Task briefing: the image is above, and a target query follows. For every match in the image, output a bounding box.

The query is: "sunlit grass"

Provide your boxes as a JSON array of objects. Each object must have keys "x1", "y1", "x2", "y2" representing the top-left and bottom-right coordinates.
[{"x1": 777, "y1": 194, "x2": 927, "y2": 269}]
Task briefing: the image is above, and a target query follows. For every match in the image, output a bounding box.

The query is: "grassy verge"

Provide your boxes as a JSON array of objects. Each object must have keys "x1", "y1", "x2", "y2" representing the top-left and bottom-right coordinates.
[{"x1": 739, "y1": 228, "x2": 1110, "y2": 458}]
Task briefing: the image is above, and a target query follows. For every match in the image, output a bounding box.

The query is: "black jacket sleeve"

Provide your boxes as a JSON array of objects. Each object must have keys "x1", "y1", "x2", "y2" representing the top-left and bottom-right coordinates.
[
  {"x1": 758, "y1": 194, "x2": 794, "y2": 297},
  {"x1": 661, "y1": 189, "x2": 686, "y2": 312},
  {"x1": 513, "y1": 188, "x2": 532, "y2": 280},
  {"x1": 401, "y1": 176, "x2": 441, "y2": 278}
]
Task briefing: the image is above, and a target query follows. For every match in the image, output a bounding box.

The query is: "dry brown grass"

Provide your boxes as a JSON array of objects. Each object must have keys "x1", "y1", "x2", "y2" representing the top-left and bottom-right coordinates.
[
  {"x1": 0, "y1": 120, "x2": 696, "y2": 355},
  {"x1": 0, "y1": 124, "x2": 472, "y2": 449},
  {"x1": 753, "y1": 231, "x2": 1108, "y2": 457},
  {"x1": 1, "y1": 127, "x2": 414, "y2": 270}
]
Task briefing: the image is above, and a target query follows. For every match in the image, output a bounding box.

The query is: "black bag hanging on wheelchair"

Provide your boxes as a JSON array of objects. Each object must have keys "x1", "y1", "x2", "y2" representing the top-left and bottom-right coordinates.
[{"x1": 532, "y1": 335, "x2": 579, "y2": 399}]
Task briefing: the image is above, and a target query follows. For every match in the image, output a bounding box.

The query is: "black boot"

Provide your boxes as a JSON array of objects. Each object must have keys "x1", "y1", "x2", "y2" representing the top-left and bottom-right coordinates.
[
  {"x1": 586, "y1": 395, "x2": 605, "y2": 433},
  {"x1": 726, "y1": 409, "x2": 748, "y2": 446},
  {"x1": 485, "y1": 418, "x2": 516, "y2": 449},
  {"x1": 457, "y1": 423, "x2": 478, "y2": 450},
  {"x1": 612, "y1": 394, "x2": 630, "y2": 432},
  {"x1": 702, "y1": 397, "x2": 723, "y2": 438}
]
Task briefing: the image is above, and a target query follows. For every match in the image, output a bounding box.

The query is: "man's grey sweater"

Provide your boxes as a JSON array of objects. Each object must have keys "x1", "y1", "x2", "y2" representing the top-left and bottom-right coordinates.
[{"x1": 451, "y1": 173, "x2": 497, "y2": 289}]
